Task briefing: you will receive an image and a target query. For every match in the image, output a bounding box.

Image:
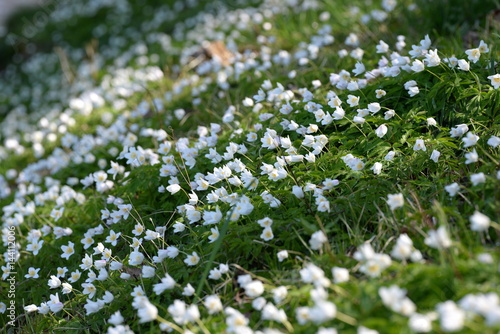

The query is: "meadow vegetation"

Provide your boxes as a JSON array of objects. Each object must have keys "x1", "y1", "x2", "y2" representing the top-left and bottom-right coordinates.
[{"x1": 0, "y1": 0, "x2": 499, "y2": 333}]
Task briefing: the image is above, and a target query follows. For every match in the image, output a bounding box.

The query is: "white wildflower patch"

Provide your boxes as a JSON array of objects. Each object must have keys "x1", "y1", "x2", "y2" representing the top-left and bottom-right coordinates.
[{"x1": 0, "y1": 0, "x2": 498, "y2": 333}]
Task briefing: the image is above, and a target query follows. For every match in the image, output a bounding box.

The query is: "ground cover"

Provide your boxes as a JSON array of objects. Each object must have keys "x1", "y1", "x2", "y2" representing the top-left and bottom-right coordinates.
[{"x1": 0, "y1": 0, "x2": 499, "y2": 333}]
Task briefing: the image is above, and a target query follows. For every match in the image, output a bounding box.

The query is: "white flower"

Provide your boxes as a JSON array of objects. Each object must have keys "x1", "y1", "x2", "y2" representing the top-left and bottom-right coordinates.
[
  {"x1": 331, "y1": 267, "x2": 349, "y2": 283},
  {"x1": 136, "y1": 298, "x2": 158, "y2": 323},
  {"x1": 323, "y1": 178, "x2": 339, "y2": 190},
  {"x1": 470, "y1": 172, "x2": 486, "y2": 186},
  {"x1": 487, "y1": 74, "x2": 500, "y2": 89},
  {"x1": 444, "y1": 183, "x2": 460, "y2": 197},
  {"x1": 48, "y1": 275, "x2": 61, "y2": 289},
  {"x1": 252, "y1": 297, "x2": 267, "y2": 311},
  {"x1": 208, "y1": 227, "x2": 219, "y2": 243},
  {"x1": 24, "y1": 304, "x2": 38, "y2": 313},
  {"x1": 430, "y1": 150, "x2": 440, "y2": 163},
  {"x1": 103, "y1": 291, "x2": 114, "y2": 303},
  {"x1": 204, "y1": 295, "x2": 223, "y2": 314},
  {"x1": 105, "y1": 230, "x2": 121, "y2": 246},
  {"x1": 425, "y1": 49, "x2": 440, "y2": 67},
  {"x1": 347, "y1": 95, "x2": 360, "y2": 107},
  {"x1": 371, "y1": 162, "x2": 383, "y2": 175},
  {"x1": 465, "y1": 48, "x2": 481, "y2": 63},
  {"x1": 300, "y1": 263, "x2": 330, "y2": 287},
  {"x1": 262, "y1": 302, "x2": 288, "y2": 323},
  {"x1": 50, "y1": 207, "x2": 64, "y2": 222},
  {"x1": 309, "y1": 300, "x2": 337, "y2": 324},
  {"x1": 316, "y1": 195, "x2": 330, "y2": 212},
  {"x1": 48, "y1": 293, "x2": 64, "y2": 313},
  {"x1": 244, "y1": 280, "x2": 264, "y2": 298},
  {"x1": 385, "y1": 151, "x2": 396, "y2": 161},
  {"x1": 209, "y1": 268, "x2": 222, "y2": 280},
  {"x1": 174, "y1": 109, "x2": 185, "y2": 120},
  {"x1": 68, "y1": 269, "x2": 82, "y2": 282},
  {"x1": 391, "y1": 234, "x2": 414, "y2": 260},
  {"x1": 132, "y1": 223, "x2": 144, "y2": 236},
  {"x1": 409, "y1": 313, "x2": 434, "y2": 333},
  {"x1": 25, "y1": 267, "x2": 41, "y2": 279},
  {"x1": 487, "y1": 135, "x2": 500, "y2": 147},
  {"x1": 61, "y1": 283, "x2": 73, "y2": 294},
  {"x1": 404, "y1": 80, "x2": 418, "y2": 90},
  {"x1": 382, "y1": 0, "x2": 397, "y2": 11},
  {"x1": 457, "y1": 59, "x2": 470, "y2": 71},
  {"x1": 173, "y1": 221, "x2": 185, "y2": 233},
  {"x1": 82, "y1": 283, "x2": 97, "y2": 298},
  {"x1": 427, "y1": 118, "x2": 437, "y2": 126},
  {"x1": 203, "y1": 206, "x2": 223, "y2": 225},
  {"x1": 26, "y1": 239, "x2": 44, "y2": 256},
  {"x1": 450, "y1": 124, "x2": 469, "y2": 137},
  {"x1": 257, "y1": 217, "x2": 273, "y2": 228},
  {"x1": 182, "y1": 284, "x2": 195, "y2": 296},
  {"x1": 292, "y1": 185, "x2": 304, "y2": 198},
  {"x1": 261, "y1": 129, "x2": 279, "y2": 149},
  {"x1": 142, "y1": 266, "x2": 155, "y2": 278},
  {"x1": 332, "y1": 107, "x2": 345, "y2": 120},
  {"x1": 436, "y1": 301, "x2": 465, "y2": 332},
  {"x1": 408, "y1": 86, "x2": 419, "y2": 97},
  {"x1": 108, "y1": 311, "x2": 124, "y2": 325},
  {"x1": 359, "y1": 254, "x2": 392, "y2": 277},
  {"x1": 478, "y1": 40, "x2": 489, "y2": 53},
  {"x1": 445, "y1": 56, "x2": 458, "y2": 68},
  {"x1": 462, "y1": 132, "x2": 479, "y2": 147},
  {"x1": 464, "y1": 149, "x2": 478, "y2": 164},
  {"x1": 345, "y1": 33, "x2": 359, "y2": 46},
  {"x1": 367, "y1": 102, "x2": 381, "y2": 114},
  {"x1": 343, "y1": 155, "x2": 365, "y2": 171},
  {"x1": 375, "y1": 124, "x2": 388, "y2": 138},
  {"x1": 379, "y1": 285, "x2": 416, "y2": 316},
  {"x1": 413, "y1": 139, "x2": 426, "y2": 151},
  {"x1": 309, "y1": 230, "x2": 327, "y2": 250},
  {"x1": 384, "y1": 109, "x2": 395, "y2": 120},
  {"x1": 184, "y1": 252, "x2": 200, "y2": 266},
  {"x1": 128, "y1": 251, "x2": 144, "y2": 266},
  {"x1": 375, "y1": 89, "x2": 386, "y2": 98},
  {"x1": 386, "y1": 193, "x2": 404, "y2": 210},
  {"x1": 425, "y1": 226, "x2": 452, "y2": 249},
  {"x1": 296, "y1": 307, "x2": 311, "y2": 325},
  {"x1": 165, "y1": 246, "x2": 179, "y2": 258},
  {"x1": 476, "y1": 253, "x2": 494, "y2": 264},
  {"x1": 61, "y1": 241, "x2": 75, "y2": 259},
  {"x1": 469, "y1": 211, "x2": 490, "y2": 232},
  {"x1": 242, "y1": 97, "x2": 254, "y2": 107},
  {"x1": 120, "y1": 273, "x2": 131, "y2": 280},
  {"x1": 411, "y1": 59, "x2": 425, "y2": 72},
  {"x1": 166, "y1": 184, "x2": 181, "y2": 194},
  {"x1": 260, "y1": 227, "x2": 274, "y2": 241},
  {"x1": 353, "y1": 116, "x2": 365, "y2": 124},
  {"x1": 376, "y1": 40, "x2": 389, "y2": 53},
  {"x1": 277, "y1": 250, "x2": 289, "y2": 262},
  {"x1": 272, "y1": 286, "x2": 288, "y2": 304},
  {"x1": 353, "y1": 62, "x2": 365, "y2": 76}
]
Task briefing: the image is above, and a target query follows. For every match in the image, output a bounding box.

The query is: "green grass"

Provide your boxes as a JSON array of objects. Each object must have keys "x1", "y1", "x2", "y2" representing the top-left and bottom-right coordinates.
[{"x1": 0, "y1": 0, "x2": 500, "y2": 333}]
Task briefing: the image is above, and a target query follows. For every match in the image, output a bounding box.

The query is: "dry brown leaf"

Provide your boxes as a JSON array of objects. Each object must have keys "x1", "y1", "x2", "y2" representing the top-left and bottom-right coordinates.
[
  {"x1": 202, "y1": 40, "x2": 234, "y2": 66},
  {"x1": 123, "y1": 266, "x2": 142, "y2": 280}
]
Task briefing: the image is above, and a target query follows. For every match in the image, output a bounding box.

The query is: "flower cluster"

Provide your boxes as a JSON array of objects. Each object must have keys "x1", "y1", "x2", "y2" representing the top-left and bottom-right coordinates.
[{"x1": 0, "y1": 0, "x2": 498, "y2": 333}]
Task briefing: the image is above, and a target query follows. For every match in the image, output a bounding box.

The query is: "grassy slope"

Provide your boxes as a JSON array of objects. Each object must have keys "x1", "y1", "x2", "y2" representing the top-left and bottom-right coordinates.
[{"x1": 0, "y1": 0, "x2": 499, "y2": 333}]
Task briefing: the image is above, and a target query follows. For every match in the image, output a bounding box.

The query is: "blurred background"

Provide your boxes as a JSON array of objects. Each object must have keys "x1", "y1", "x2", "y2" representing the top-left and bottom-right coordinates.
[
  {"x1": 0, "y1": 0, "x2": 42, "y2": 27},
  {"x1": 0, "y1": 0, "x2": 497, "y2": 117}
]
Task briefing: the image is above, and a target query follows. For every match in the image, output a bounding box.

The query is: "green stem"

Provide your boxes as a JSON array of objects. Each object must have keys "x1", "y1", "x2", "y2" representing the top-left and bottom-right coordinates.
[
  {"x1": 196, "y1": 212, "x2": 232, "y2": 296},
  {"x1": 157, "y1": 316, "x2": 184, "y2": 333},
  {"x1": 336, "y1": 311, "x2": 357, "y2": 326}
]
